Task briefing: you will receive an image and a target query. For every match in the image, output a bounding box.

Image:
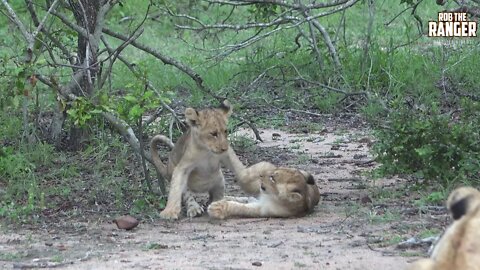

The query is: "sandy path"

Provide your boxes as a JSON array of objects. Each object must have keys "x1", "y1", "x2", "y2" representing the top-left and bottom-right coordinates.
[{"x1": 0, "y1": 127, "x2": 418, "y2": 270}]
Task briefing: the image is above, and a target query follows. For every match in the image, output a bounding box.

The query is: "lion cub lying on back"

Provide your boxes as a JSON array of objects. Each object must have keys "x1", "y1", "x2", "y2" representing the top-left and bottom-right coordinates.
[
  {"x1": 208, "y1": 154, "x2": 320, "y2": 219},
  {"x1": 407, "y1": 187, "x2": 480, "y2": 270}
]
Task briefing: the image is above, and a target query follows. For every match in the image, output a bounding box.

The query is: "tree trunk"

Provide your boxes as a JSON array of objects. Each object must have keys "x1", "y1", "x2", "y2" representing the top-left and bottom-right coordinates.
[{"x1": 67, "y1": 0, "x2": 104, "y2": 150}]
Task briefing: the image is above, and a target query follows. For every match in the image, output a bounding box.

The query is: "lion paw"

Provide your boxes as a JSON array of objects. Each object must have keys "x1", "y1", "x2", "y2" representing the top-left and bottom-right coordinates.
[
  {"x1": 186, "y1": 201, "x2": 204, "y2": 218},
  {"x1": 207, "y1": 200, "x2": 229, "y2": 219},
  {"x1": 160, "y1": 206, "x2": 180, "y2": 220}
]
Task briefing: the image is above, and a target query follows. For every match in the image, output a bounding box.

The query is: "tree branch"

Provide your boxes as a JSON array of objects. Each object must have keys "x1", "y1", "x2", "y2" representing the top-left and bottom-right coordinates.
[
  {"x1": 102, "y1": 27, "x2": 223, "y2": 100},
  {"x1": 31, "y1": 0, "x2": 60, "y2": 40},
  {"x1": 1, "y1": 0, "x2": 34, "y2": 44},
  {"x1": 101, "y1": 36, "x2": 183, "y2": 124}
]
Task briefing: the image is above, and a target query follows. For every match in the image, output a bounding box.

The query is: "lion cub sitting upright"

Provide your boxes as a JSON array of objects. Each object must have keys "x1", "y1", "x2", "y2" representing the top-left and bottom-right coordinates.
[
  {"x1": 208, "y1": 152, "x2": 320, "y2": 219},
  {"x1": 407, "y1": 186, "x2": 480, "y2": 270},
  {"x1": 150, "y1": 100, "x2": 232, "y2": 220}
]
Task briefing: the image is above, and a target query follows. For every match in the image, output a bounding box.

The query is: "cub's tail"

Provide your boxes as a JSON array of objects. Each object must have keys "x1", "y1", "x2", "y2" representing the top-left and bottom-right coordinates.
[{"x1": 150, "y1": 135, "x2": 174, "y2": 180}]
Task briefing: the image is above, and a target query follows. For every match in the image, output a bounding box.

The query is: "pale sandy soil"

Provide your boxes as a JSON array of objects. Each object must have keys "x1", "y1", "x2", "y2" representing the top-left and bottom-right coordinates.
[{"x1": 1, "y1": 125, "x2": 441, "y2": 270}]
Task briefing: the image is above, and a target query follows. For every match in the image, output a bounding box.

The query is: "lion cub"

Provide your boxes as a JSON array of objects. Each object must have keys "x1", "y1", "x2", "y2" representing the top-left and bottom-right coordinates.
[
  {"x1": 150, "y1": 100, "x2": 232, "y2": 220},
  {"x1": 407, "y1": 187, "x2": 480, "y2": 270},
  {"x1": 207, "y1": 162, "x2": 320, "y2": 219}
]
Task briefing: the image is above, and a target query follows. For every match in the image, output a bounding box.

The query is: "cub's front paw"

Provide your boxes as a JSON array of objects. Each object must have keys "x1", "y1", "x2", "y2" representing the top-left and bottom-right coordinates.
[
  {"x1": 207, "y1": 200, "x2": 229, "y2": 219},
  {"x1": 160, "y1": 206, "x2": 180, "y2": 220},
  {"x1": 186, "y1": 202, "x2": 204, "y2": 218}
]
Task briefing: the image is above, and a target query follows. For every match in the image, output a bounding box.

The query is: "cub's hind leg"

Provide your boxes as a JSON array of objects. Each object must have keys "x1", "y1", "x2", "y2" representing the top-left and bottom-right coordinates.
[
  {"x1": 207, "y1": 174, "x2": 225, "y2": 205},
  {"x1": 183, "y1": 190, "x2": 204, "y2": 218}
]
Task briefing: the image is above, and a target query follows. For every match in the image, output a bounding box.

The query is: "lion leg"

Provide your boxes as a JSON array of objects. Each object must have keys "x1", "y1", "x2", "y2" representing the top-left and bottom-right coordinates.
[
  {"x1": 183, "y1": 190, "x2": 204, "y2": 218},
  {"x1": 406, "y1": 259, "x2": 435, "y2": 270},
  {"x1": 207, "y1": 174, "x2": 225, "y2": 205},
  {"x1": 160, "y1": 164, "x2": 191, "y2": 220},
  {"x1": 208, "y1": 200, "x2": 262, "y2": 219},
  {"x1": 223, "y1": 196, "x2": 256, "y2": 203},
  {"x1": 238, "y1": 162, "x2": 276, "y2": 196}
]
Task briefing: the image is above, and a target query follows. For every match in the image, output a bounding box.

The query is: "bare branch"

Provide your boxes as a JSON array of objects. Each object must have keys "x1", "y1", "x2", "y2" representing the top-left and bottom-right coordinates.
[
  {"x1": 31, "y1": 0, "x2": 60, "y2": 39},
  {"x1": 206, "y1": 0, "x2": 351, "y2": 10},
  {"x1": 25, "y1": 1, "x2": 76, "y2": 66},
  {"x1": 167, "y1": 0, "x2": 359, "y2": 67},
  {"x1": 103, "y1": 111, "x2": 153, "y2": 164},
  {"x1": 310, "y1": 19, "x2": 341, "y2": 69},
  {"x1": 213, "y1": 20, "x2": 304, "y2": 58},
  {"x1": 304, "y1": 0, "x2": 360, "y2": 21},
  {"x1": 102, "y1": 28, "x2": 223, "y2": 101},
  {"x1": 1, "y1": 0, "x2": 34, "y2": 45},
  {"x1": 50, "y1": 10, "x2": 91, "y2": 40},
  {"x1": 169, "y1": 7, "x2": 298, "y2": 31},
  {"x1": 99, "y1": 1, "x2": 151, "y2": 89},
  {"x1": 144, "y1": 108, "x2": 164, "y2": 126},
  {"x1": 289, "y1": 62, "x2": 366, "y2": 96},
  {"x1": 101, "y1": 36, "x2": 183, "y2": 124}
]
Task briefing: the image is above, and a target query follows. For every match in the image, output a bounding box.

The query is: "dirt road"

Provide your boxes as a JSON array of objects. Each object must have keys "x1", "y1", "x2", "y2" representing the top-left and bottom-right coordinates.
[{"x1": 1, "y1": 125, "x2": 443, "y2": 270}]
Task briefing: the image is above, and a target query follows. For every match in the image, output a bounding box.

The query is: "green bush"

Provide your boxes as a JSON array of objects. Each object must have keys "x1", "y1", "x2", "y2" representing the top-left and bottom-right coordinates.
[
  {"x1": 372, "y1": 100, "x2": 480, "y2": 187},
  {"x1": 0, "y1": 147, "x2": 45, "y2": 219}
]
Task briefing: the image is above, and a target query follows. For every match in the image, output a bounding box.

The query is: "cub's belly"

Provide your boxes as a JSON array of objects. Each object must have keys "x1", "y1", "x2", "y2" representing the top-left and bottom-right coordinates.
[{"x1": 187, "y1": 168, "x2": 223, "y2": 193}]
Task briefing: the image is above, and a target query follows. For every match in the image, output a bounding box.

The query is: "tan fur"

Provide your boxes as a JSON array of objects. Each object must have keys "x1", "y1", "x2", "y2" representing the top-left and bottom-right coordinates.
[
  {"x1": 150, "y1": 100, "x2": 232, "y2": 220},
  {"x1": 407, "y1": 187, "x2": 480, "y2": 270},
  {"x1": 207, "y1": 162, "x2": 321, "y2": 219}
]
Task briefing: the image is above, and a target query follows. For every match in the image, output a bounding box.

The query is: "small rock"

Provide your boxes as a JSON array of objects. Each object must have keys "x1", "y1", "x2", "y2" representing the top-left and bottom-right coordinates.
[
  {"x1": 360, "y1": 196, "x2": 373, "y2": 204},
  {"x1": 272, "y1": 133, "x2": 281, "y2": 140},
  {"x1": 57, "y1": 244, "x2": 67, "y2": 251},
  {"x1": 114, "y1": 215, "x2": 139, "y2": 230},
  {"x1": 358, "y1": 137, "x2": 372, "y2": 144},
  {"x1": 353, "y1": 154, "x2": 367, "y2": 160},
  {"x1": 313, "y1": 137, "x2": 325, "y2": 143},
  {"x1": 252, "y1": 261, "x2": 262, "y2": 267},
  {"x1": 331, "y1": 145, "x2": 340, "y2": 150}
]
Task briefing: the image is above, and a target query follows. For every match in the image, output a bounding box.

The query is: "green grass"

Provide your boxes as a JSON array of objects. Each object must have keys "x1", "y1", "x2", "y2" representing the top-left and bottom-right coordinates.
[
  {"x1": 368, "y1": 209, "x2": 402, "y2": 224},
  {"x1": 230, "y1": 135, "x2": 257, "y2": 151},
  {"x1": 0, "y1": 251, "x2": 26, "y2": 261},
  {"x1": 418, "y1": 228, "x2": 442, "y2": 239},
  {"x1": 383, "y1": 234, "x2": 404, "y2": 246},
  {"x1": 400, "y1": 251, "x2": 424, "y2": 257}
]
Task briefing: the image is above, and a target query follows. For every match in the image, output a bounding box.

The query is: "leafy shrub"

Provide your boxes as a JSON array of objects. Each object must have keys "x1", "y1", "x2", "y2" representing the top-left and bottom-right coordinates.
[
  {"x1": 372, "y1": 100, "x2": 480, "y2": 187},
  {"x1": 0, "y1": 147, "x2": 45, "y2": 219}
]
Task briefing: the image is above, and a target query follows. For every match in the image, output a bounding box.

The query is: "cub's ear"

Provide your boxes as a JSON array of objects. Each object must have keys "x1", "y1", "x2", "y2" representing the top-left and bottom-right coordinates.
[
  {"x1": 219, "y1": 100, "x2": 232, "y2": 118},
  {"x1": 306, "y1": 174, "x2": 315, "y2": 185},
  {"x1": 447, "y1": 187, "x2": 480, "y2": 220},
  {"x1": 450, "y1": 197, "x2": 470, "y2": 220},
  {"x1": 185, "y1": 107, "x2": 199, "y2": 127},
  {"x1": 299, "y1": 170, "x2": 315, "y2": 185}
]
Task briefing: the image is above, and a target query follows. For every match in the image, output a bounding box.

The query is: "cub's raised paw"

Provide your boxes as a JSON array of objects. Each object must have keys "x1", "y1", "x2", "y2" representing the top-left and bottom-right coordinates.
[
  {"x1": 186, "y1": 202, "x2": 204, "y2": 218},
  {"x1": 207, "y1": 200, "x2": 229, "y2": 219},
  {"x1": 160, "y1": 207, "x2": 180, "y2": 220}
]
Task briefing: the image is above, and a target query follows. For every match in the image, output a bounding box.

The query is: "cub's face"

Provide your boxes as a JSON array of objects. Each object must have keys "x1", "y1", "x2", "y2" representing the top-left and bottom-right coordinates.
[
  {"x1": 185, "y1": 100, "x2": 232, "y2": 154},
  {"x1": 259, "y1": 168, "x2": 316, "y2": 204},
  {"x1": 407, "y1": 186, "x2": 480, "y2": 270}
]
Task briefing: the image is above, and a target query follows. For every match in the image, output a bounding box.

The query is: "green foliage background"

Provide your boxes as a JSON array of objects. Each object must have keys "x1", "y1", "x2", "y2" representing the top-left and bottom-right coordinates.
[{"x1": 0, "y1": 0, "x2": 479, "y2": 221}]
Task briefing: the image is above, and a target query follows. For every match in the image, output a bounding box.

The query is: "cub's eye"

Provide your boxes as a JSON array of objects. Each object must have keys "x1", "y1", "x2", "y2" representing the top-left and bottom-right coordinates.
[
  {"x1": 224, "y1": 129, "x2": 228, "y2": 135},
  {"x1": 291, "y1": 188, "x2": 302, "y2": 194},
  {"x1": 269, "y1": 175, "x2": 275, "y2": 183},
  {"x1": 211, "y1": 131, "x2": 218, "y2": 137}
]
